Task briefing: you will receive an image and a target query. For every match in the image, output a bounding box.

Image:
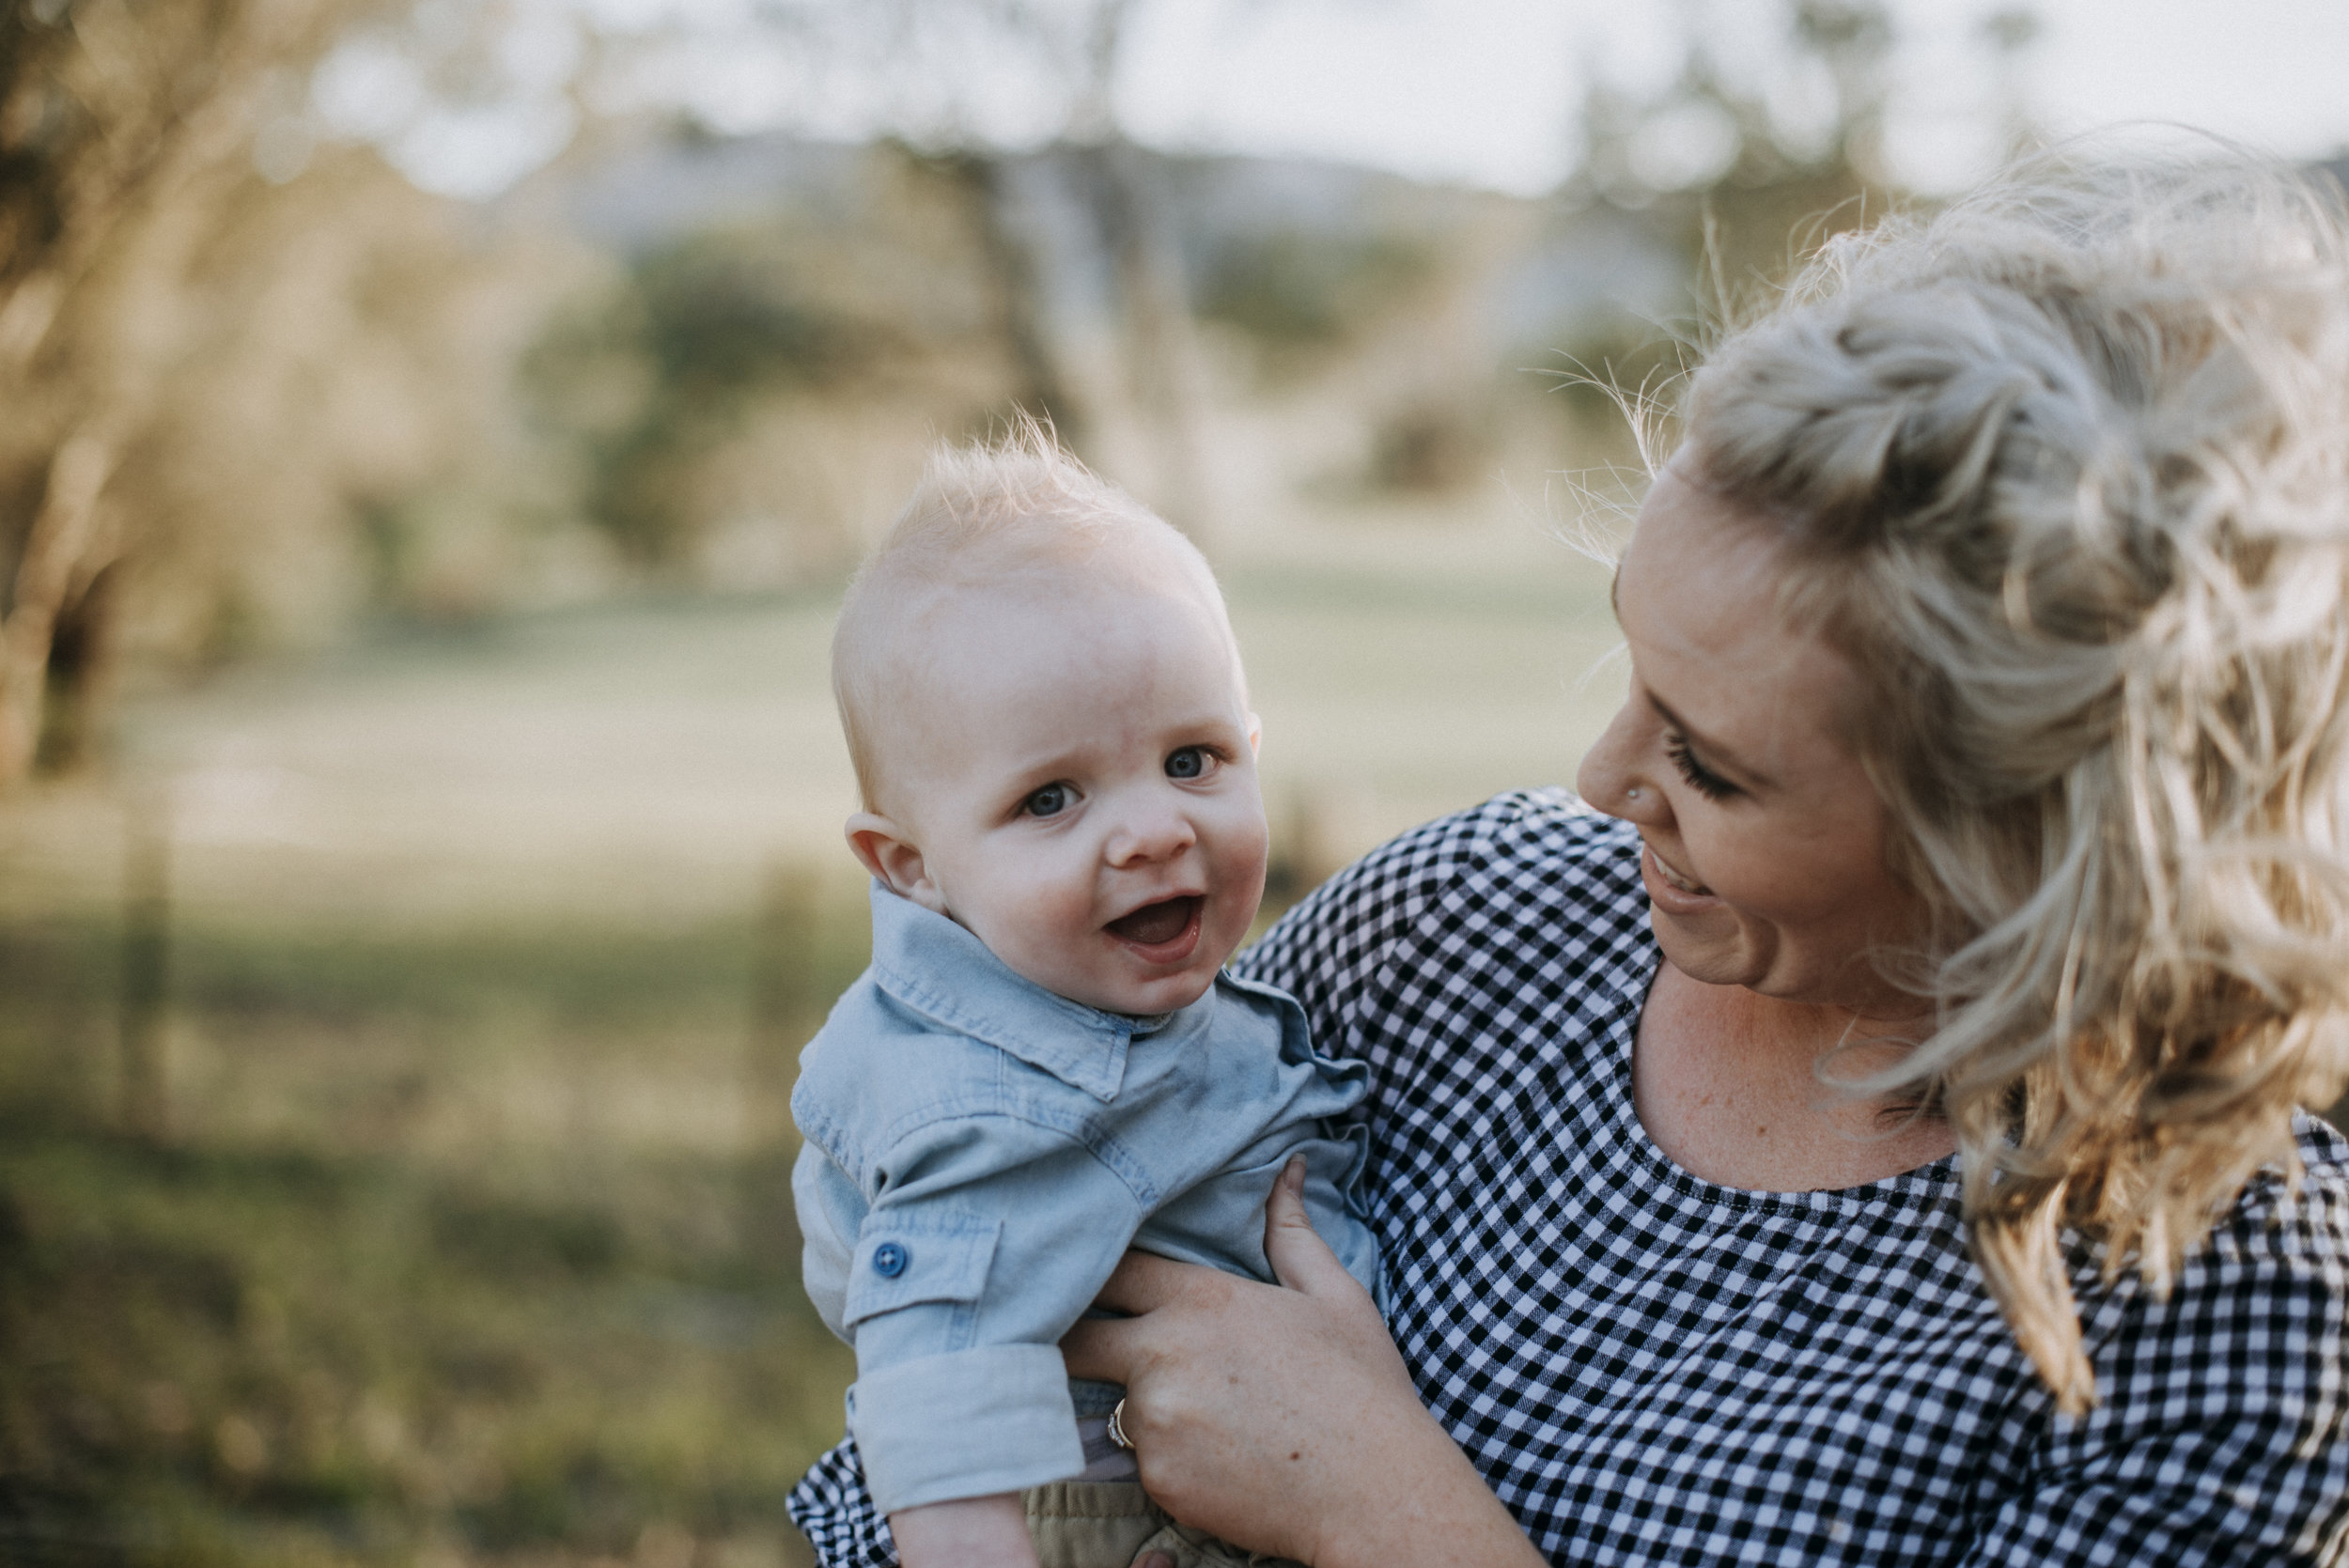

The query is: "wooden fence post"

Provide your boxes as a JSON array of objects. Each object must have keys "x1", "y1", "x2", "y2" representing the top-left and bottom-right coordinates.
[
  {"x1": 118, "y1": 800, "x2": 170, "y2": 1141},
  {"x1": 743, "y1": 862, "x2": 822, "y2": 1263}
]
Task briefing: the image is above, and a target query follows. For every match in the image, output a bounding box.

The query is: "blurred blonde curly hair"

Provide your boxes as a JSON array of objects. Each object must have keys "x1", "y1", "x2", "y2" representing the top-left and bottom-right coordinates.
[{"x1": 1680, "y1": 149, "x2": 2349, "y2": 1413}]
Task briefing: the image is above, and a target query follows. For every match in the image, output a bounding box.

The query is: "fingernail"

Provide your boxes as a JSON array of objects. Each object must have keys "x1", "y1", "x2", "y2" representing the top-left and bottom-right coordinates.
[{"x1": 1283, "y1": 1155, "x2": 1306, "y2": 1192}]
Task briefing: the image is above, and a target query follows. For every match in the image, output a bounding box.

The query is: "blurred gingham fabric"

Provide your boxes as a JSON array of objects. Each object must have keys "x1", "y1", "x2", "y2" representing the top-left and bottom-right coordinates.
[{"x1": 789, "y1": 791, "x2": 2349, "y2": 1565}]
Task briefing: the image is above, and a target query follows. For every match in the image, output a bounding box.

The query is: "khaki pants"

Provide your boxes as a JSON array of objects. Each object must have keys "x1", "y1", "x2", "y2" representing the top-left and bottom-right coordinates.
[{"x1": 1021, "y1": 1482, "x2": 1303, "y2": 1568}]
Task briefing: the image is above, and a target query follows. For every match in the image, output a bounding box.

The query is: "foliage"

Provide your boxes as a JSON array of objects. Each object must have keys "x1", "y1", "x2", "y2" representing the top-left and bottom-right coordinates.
[
  {"x1": 0, "y1": 0, "x2": 610, "y2": 782},
  {"x1": 530, "y1": 230, "x2": 882, "y2": 567},
  {"x1": 1197, "y1": 231, "x2": 1429, "y2": 359},
  {"x1": 522, "y1": 143, "x2": 1028, "y2": 579},
  {"x1": 1541, "y1": 0, "x2": 1927, "y2": 443},
  {"x1": 0, "y1": 0, "x2": 352, "y2": 781}
]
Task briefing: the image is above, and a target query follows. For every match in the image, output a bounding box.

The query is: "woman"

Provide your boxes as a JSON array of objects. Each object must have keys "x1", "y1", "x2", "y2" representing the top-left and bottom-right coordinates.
[{"x1": 791, "y1": 155, "x2": 2349, "y2": 1564}]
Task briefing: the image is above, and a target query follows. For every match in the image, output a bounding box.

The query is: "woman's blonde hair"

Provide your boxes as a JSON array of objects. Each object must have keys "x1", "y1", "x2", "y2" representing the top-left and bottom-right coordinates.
[{"x1": 1681, "y1": 149, "x2": 2349, "y2": 1412}]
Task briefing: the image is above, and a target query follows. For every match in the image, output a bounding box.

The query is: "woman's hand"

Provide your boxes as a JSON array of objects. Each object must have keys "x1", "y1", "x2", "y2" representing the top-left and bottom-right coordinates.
[{"x1": 1061, "y1": 1159, "x2": 1544, "y2": 1568}]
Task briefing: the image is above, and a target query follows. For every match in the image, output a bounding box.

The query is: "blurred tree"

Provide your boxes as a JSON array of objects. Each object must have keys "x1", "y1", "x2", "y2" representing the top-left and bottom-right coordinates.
[
  {"x1": 1548, "y1": 0, "x2": 2044, "y2": 457},
  {"x1": 746, "y1": 0, "x2": 1223, "y2": 537},
  {"x1": 540, "y1": 225, "x2": 875, "y2": 567},
  {"x1": 1571, "y1": 0, "x2": 1899, "y2": 315},
  {"x1": 523, "y1": 145, "x2": 1008, "y2": 576},
  {"x1": 143, "y1": 144, "x2": 598, "y2": 639},
  {"x1": 0, "y1": 0, "x2": 359, "y2": 781},
  {"x1": 1981, "y1": 7, "x2": 2045, "y2": 164},
  {"x1": 0, "y1": 0, "x2": 601, "y2": 780},
  {"x1": 1569, "y1": 0, "x2": 2043, "y2": 317}
]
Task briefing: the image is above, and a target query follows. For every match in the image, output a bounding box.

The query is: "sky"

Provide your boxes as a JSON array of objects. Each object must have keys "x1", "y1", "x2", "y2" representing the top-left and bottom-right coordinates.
[
  {"x1": 317, "y1": 0, "x2": 2349, "y2": 202},
  {"x1": 1111, "y1": 0, "x2": 2349, "y2": 196}
]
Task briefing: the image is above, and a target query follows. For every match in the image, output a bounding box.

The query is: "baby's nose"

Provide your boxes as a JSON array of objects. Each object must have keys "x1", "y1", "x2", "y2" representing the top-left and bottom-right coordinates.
[{"x1": 1104, "y1": 801, "x2": 1197, "y2": 864}]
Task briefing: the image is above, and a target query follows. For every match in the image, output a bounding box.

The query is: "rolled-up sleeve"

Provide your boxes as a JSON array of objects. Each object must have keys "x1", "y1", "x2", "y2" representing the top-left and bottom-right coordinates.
[
  {"x1": 848, "y1": 1344, "x2": 1080, "y2": 1512},
  {"x1": 835, "y1": 1113, "x2": 1146, "y2": 1514}
]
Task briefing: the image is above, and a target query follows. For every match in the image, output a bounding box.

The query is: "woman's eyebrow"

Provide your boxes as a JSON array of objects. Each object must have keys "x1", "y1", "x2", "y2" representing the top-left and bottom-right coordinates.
[{"x1": 1647, "y1": 692, "x2": 1775, "y2": 789}]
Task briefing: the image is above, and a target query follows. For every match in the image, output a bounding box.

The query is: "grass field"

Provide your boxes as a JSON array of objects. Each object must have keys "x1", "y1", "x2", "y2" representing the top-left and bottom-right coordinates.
[
  {"x1": 0, "y1": 898, "x2": 873, "y2": 1568},
  {"x1": 0, "y1": 515, "x2": 1626, "y2": 1566}
]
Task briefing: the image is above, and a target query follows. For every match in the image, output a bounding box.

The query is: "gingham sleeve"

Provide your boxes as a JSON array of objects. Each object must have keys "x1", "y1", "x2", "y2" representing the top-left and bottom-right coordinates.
[
  {"x1": 786, "y1": 1436, "x2": 890, "y2": 1568},
  {"x1": 1962, "y1": 1131, "x2": 2349, "y2": 1566},
  {"x1": 1229, "y1": 791, "x2": 1499, "y2": 1045},
  {"x1": 1233, "y1": 789, "x2": 1609, "y2": 1103}
]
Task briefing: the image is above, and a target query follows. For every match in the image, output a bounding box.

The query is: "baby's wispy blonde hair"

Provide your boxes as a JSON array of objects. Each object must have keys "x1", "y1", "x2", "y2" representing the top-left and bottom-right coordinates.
[
  {"x1": 832, "y1": 419, "x2": 1230, "y2": 812},
  {"x1": 1680, "y1": 148, "x2": 2349, "y2": 1413}
]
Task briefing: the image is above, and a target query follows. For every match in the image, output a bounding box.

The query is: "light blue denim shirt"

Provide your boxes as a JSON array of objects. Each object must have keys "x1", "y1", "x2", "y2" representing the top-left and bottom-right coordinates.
[{"x1": 790, "y1": 884, "x2": 1379, "y2": 1516}]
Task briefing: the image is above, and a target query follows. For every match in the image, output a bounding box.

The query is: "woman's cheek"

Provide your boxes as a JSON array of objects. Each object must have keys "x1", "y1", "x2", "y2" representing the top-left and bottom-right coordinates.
[{"x1": 1686, "y1": 831, "x2": 1766, "y2": 911}]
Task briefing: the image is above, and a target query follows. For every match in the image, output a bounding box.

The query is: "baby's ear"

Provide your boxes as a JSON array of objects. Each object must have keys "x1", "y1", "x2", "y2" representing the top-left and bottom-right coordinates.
[{"x1": 845, "y1": 814, "x2": 947, "y2": 914}]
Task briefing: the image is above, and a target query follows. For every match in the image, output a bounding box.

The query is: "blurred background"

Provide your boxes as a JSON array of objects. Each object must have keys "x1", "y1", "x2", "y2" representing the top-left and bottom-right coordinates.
[{"x1": 6, "y1": 1, "x2": 2349, "y2": 1563}]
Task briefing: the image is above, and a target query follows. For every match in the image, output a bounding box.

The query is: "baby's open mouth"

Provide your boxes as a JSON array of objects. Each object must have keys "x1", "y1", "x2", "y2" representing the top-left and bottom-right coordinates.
[{"x1": 1106, "y1": 895, "x2": 1202, "y2": 947}]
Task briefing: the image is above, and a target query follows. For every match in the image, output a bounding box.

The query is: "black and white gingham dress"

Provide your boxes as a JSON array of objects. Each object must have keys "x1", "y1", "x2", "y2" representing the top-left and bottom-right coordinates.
[{"x1": 787, "y1": 790, "x2": 2349, "y2": 1565}]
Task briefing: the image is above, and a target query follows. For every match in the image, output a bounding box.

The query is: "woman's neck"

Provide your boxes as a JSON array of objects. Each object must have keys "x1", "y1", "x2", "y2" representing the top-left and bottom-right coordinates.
[{"x1": 1631, "y1": 960, "x2": 1956, "y2": 1193}]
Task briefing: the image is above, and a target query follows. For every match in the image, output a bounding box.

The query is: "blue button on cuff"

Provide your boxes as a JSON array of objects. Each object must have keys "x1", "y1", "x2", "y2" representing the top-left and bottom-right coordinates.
[{"x1": 872, "y1": 1241, "x2": 910, "y2": 1278}]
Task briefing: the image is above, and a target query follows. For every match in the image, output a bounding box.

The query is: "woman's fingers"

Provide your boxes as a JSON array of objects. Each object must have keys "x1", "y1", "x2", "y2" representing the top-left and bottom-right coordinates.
[
  {"x1": 1059, "y1": 1310, "x2": 1143, "y2": 1383},
  {"x1": 1068, "y1": 1249, "x2": 1256, "y2": 1379},
  {"x1": 1069, "y1": 1164, "x2": 1375, "y2": 1381},
  {"x1": 1263, "y1": 1156, "x2": 1371, "y2": 1304},
  {"x1": 1056, "y1": 1167, "x2": 1532, "y2": 1565},
  {"x1": 1086, "y1": 1246, "x2": 1198, "y2": 1315}
]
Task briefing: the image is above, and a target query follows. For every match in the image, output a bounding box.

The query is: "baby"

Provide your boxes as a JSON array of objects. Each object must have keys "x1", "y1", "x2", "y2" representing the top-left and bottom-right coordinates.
[{"x1": 790, "y1": 431, "x2": 1380, "y2": 1568}]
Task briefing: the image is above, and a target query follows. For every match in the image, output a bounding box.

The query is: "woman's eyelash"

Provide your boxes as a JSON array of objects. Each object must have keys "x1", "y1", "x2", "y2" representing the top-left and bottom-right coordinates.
[{"x1": 1665, "y1": 735, "x2": 1738, "y2": 800}]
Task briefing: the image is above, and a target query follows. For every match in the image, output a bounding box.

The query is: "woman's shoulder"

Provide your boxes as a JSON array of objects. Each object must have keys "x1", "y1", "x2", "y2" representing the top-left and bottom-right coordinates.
[
  {"x1": 2220, "y1": 1112, "x2": 2349, "y2": 1261},
  {"x1": 2085, "y1": 1112, "x2": 2349, "y2": 1374},
  {"x1": 2051, "y1": 1114, "x2": 2349, "y2": 1532},
  {"x1": 1236, "y1": 789, "x2": 1652, "y2": 1051},
  {"x1": 1377, "y1": 784, "x2": 1637, "y2": 865},
  {"x1": 1288, "y1": 787, "x2": 1641, "y2": 925}
]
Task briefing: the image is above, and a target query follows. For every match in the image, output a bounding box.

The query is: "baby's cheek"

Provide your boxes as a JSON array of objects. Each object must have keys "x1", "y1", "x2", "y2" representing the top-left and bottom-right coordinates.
[
  {"x1": 963, "y1": 858, "x2": 1077, "y2": 952},
  {"x1": 1224, "y1": 806, "x2": 1272, "y2": 880},
  {"x1": 1019, "y1": 865, "x2": 1106, "y2": 939}
]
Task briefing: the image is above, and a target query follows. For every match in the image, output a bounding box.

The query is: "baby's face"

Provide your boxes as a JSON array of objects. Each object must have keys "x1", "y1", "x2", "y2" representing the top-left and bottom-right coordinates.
[{"x1": 868, "y1": 575, "x2": 1268, "y2": 1016}]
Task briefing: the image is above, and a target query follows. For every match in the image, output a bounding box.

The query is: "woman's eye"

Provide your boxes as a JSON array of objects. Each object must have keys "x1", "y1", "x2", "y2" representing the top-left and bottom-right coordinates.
[
  {"x1": 1022, "y1": 783, "x2": 1073, "y2": 817},
  {"x1": 1164, "y1": 746, "x2": 1213, "y2": 781},
  {"x1": 1665, "y1": 736, "x2": 1738, "y2": 801}
]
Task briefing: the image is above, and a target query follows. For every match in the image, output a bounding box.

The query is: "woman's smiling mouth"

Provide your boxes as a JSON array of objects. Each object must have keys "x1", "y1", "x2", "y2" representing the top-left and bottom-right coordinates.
[{"x1": 1642, "y1": 843, "x2": 1715, "y2": 903}]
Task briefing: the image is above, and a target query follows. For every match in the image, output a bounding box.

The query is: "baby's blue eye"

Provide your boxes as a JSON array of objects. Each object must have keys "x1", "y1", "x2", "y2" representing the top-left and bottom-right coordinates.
[
  {"x1": 1024, "y1": 783, "x2": 1073, "y2": 817},
  {"x1": 1165, "y1": 747, "x2": 1209, "y2": 780}
]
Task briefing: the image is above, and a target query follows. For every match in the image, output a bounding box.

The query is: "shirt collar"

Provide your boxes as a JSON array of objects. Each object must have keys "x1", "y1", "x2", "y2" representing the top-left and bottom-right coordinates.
[{"x1": 866, "y1": 881, "x2": 1165, "y2": 1102}]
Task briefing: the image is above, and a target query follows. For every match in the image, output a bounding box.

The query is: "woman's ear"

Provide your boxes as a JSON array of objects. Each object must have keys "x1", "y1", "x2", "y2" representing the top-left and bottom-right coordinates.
[{"x1": 845, "y1": 813, "x2": 949, "y2": 915}]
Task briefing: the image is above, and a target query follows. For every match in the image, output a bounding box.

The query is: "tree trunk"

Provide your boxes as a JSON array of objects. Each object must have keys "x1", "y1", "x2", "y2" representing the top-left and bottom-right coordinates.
[
  {"x1": 0, "y1": 427, "x2": 117, "y2": 786},
  {"x1": 1094, "y1": 139, "x2": 1216, "y2": 542},
  {"x1": 0, "y1": 0, "x2": 347, "y2": 787},
  {"x1": 39, "y1": 557, "x2": 123, "y2": 773},
  {"x1": 952, "y1": 152, "x2": 1094, "y2": 450}
]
